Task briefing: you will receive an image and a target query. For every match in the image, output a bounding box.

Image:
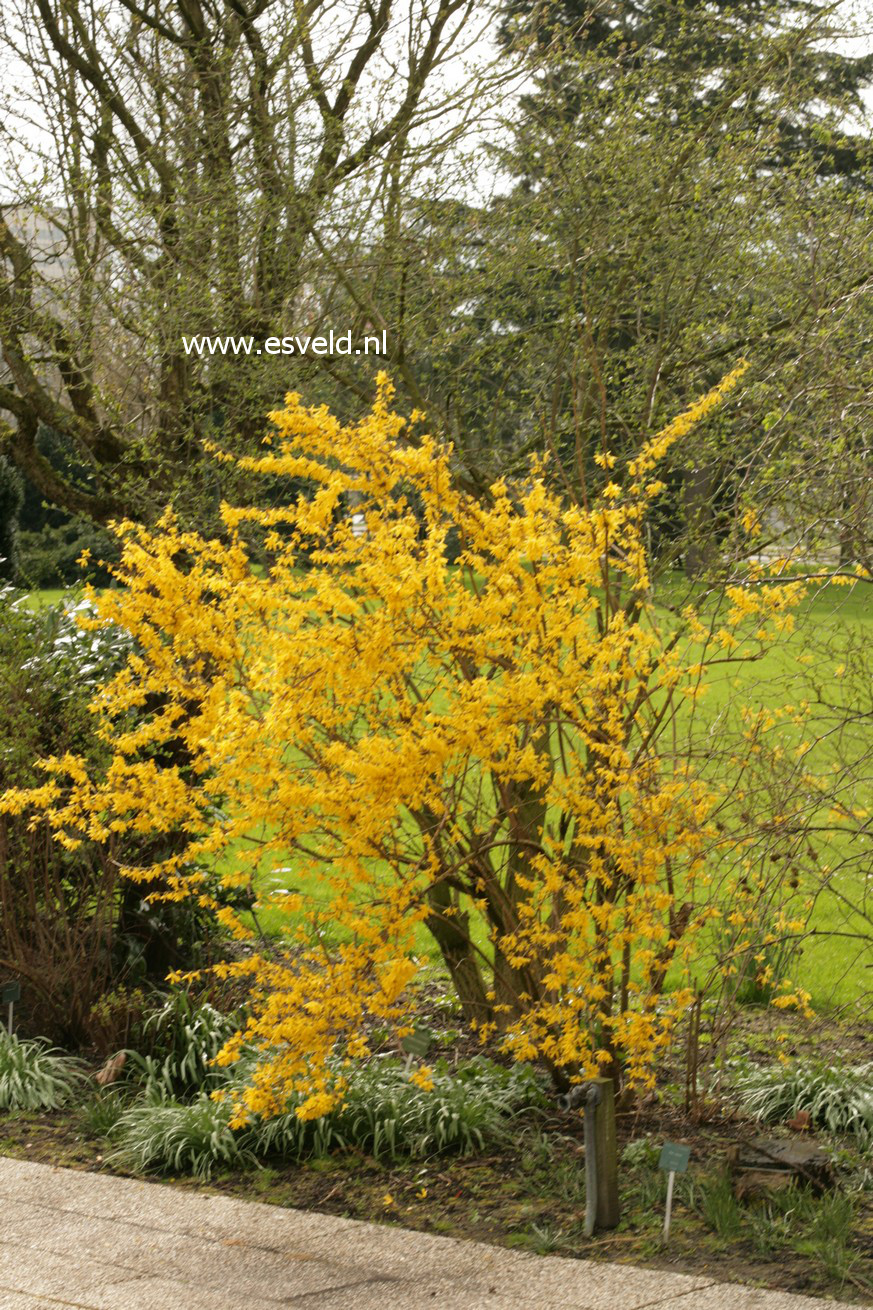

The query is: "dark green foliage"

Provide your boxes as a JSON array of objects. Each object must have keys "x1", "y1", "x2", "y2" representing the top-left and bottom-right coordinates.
[
  {"x1": 17, "y1": 520, "x2": 120, "y2": 589},
  {"x1": 0, "y1": 457, "x2": 24, "y2": 582},
  {"x1": 0, "y1": 589, "x2": 130, "y2": 1041},
  {"x1": 500, "y1": 0, "x2": 872, "y2": 176},
  {"x1": 392, "y1": 0, "x2": 873, "y2": 575},
  {"x1": 0, "y1": 594, "x2": 226, "y2": 1042},
  {"x1": 13, "y1": 428, "x2": 122, "y2": 587},
  {"x1": 0, "y1": 591, "x2": 106, "y2": 775}
]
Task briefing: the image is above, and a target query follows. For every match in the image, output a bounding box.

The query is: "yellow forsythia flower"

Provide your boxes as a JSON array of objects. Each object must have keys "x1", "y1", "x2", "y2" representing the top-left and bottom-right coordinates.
[{"x1": 0, "y1": 363, "x2": 813, "y2": 1123}]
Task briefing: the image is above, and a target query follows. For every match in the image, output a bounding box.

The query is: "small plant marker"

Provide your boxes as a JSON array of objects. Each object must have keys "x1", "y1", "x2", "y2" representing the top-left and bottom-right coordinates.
[
  {"x1": 401, "y1": 1026, "x2": 434, "y2": 1073},
  {"x1": 659, "y1": 1141, "x2": 691, "y2": 1242},
  {"x1": 2, "y1": 981, "x2": 20, "y2": 1035}
]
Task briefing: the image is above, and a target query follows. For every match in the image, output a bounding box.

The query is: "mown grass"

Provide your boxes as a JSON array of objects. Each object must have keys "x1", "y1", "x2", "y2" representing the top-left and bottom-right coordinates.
[
  {"x1": 232, "y1": 578, "x2": 871, "y2": 1010},
  {"x1": 20, "y1": 587, "x2": 70, "y2": 610},
  {"x1": 24, "y1": 578, "x2": 871, "y2": 1009},
  {"x1": 699, "y1": 581, "x2": 871, "y2": 1009}
]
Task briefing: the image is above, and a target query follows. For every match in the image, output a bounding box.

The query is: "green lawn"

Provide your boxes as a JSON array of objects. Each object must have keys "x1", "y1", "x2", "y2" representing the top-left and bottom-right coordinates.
[
  {"x1": 218, "y1": 578, "x2": 871, "y2": 1012},
  {"x1": 20, "y1": 587, "x2": 71, "y2": 610},
  {"x1": 26, "y1": 577, "x2": 872, "y2": 1013},
  {"x1": 698, "y1": 582, "x2": 870, "y2": 1011},
  {"x1": 637, "y1": 579, "x2": 871, "y2": 1011}
]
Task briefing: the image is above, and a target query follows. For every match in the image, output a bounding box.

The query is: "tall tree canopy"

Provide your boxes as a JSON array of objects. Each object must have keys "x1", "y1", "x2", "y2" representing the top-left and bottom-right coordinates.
[
  {"x1": 0, "y1": 0, "x2": 508, "y2": 523},
  {"x1": 381, "y1": 0, "x2": 873, "y2": 572}
]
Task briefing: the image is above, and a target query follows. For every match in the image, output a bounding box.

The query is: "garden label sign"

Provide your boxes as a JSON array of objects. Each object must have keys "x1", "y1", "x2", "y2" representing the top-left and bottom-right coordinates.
[
  {"x1": 401, "y1": 1026, "x2": 434, "y2": 1071},
  {"x1": 659, "y1": 1142, "x2": 690, "y2": 1241},
  {"x1": 2, "y1": 980, "x2": 20, "y2": 1034}
]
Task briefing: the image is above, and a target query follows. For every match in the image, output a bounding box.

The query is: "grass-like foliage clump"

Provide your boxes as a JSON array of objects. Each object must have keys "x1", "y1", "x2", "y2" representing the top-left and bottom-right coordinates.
[
  {"x1": 127, "y1": 991, "x2": 239, "y2": 1101},
  {"x1": 108, "y1": 1056, "x2": 544, "y2": 1179},
  {"x1": 109, "y1": 1091, "x2": 253, "y2": 1179},
  {"x1": 736, "y1": 1061, "x2": 873, "y2": 1144},
  {"x1": 254, "y1": 1057, "x2": 544, "y2": 1162},
  {"x1": 0, "y1": 1031, "x2": 86, "y2": 1110}
]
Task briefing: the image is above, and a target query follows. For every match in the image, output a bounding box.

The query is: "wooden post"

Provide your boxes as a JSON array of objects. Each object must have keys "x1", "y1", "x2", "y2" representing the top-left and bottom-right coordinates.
[{"x1": 592, "y1": 1076, "x2": 619, "y2": 1229}]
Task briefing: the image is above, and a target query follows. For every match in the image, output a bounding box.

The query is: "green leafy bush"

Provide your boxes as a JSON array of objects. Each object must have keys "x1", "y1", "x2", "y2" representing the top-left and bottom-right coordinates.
[
  {"x1": 735, "y1": 1060, "x2": 873, "y2": 1144},
  {"x1": 342, "y1": 1058, "x2": 544, "y2": 1160},
  {"x1": 0, "y1": 1032, "x2": 87, "y2": 1110},
  {"x1": 17, "y1": 520, "x2": 120, "y2": 589},
  {"x1": 81, "y1": 1087, "x2": 133, "y2": 1138},
  {"x1": 0, "y1": 589, "x2": 132, "y2": 1042},
  {"x1": 0, "y1": 456, "x2": 23, "y2": 582},
  {"x1": 245, "y1": 1099, "x2": 346, "y2": 1161},
  {"x1": 0, "y1": 593, "x2": 228, "y2": 1042},
  {"x1": 620, "y1": 1137, "x2": 660, "y2": 1169}
]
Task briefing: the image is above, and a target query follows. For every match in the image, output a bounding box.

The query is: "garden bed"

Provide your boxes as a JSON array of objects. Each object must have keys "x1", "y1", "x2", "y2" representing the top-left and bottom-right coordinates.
[
  {"x1": 2, "y1": 1088, "x2": 872, "y2": 1304},
  {"x1": 1, "y1": 999, "x2": 871, "y2": 1306}
]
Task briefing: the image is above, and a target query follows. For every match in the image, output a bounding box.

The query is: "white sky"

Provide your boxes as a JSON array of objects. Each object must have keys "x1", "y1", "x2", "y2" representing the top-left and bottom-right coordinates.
[{"x1": 0, "y1": 0, "x2": 869, "y2": 210}]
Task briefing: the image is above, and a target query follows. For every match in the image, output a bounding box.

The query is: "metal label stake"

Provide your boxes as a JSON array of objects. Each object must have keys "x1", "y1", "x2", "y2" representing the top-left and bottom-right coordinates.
[
  {"x1": 658, "y1": 1142, "x2": 690, "y2": 1243},
  {"x1": 2, "y1": 981, "x2": 20, "y2": 1035},
  {"x1": 400, "y1": 1025, "x2": 433, "y2": 1074}
]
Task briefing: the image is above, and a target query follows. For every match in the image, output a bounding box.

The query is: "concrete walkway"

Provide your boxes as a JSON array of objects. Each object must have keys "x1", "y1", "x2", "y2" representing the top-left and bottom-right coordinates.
[{"x1": 0, "y1": 1157, "x2": 840, "y2": 1310}]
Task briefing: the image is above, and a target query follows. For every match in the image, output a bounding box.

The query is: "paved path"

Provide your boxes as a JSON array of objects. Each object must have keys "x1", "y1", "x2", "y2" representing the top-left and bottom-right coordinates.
[{"x1": 0, "y1": 1157, "x2": 840, "y2": 1309}]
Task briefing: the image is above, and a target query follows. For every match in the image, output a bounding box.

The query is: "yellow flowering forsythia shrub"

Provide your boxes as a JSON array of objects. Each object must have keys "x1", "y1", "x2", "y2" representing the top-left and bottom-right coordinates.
[{"x1": 2, "y1": 367, "x2": 800, "y2": 1121}]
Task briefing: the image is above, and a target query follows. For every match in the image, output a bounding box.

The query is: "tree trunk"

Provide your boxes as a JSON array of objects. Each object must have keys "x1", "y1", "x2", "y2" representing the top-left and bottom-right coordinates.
[
  {"x1": 682, "y1": 461, "x2": 718, "y2": 579},
  {"x1": 424, "y1": 881, "x2": 491, "y2": 1026}
]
